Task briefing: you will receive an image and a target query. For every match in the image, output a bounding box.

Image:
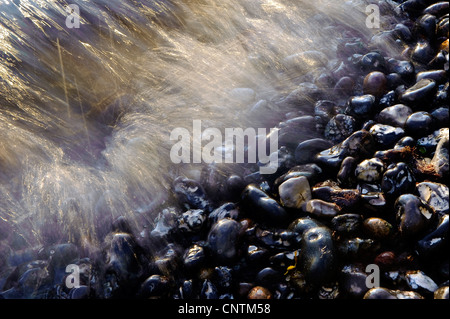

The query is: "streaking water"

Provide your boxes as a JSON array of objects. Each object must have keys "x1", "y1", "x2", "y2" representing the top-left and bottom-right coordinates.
[{"x1": 0, "y1": 0, "x2": 397, "y2": 257}]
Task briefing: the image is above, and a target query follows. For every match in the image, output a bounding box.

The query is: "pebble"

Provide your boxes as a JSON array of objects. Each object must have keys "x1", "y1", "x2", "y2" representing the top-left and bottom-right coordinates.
[
  {"x1": 247, "y1": 286, "x2": 272, "y2": 299},
  {"x1": 377, "y1": 104, "x2": 413, "y2": 128},
  {"x1": 363, "y1": 217, "x2": 393, "y2": 239},
  {"x1": 387, "y1": 58, "x2": 415, "y2": 79},
  {"x1": 405, "y1": 270, "x2": 438, "y2": 295},
  {"x1": 360, "y1": 52, "x2": 387, "y2": 72},
  {"x1": 294, "y1": 138, "x2": 334, "y2": 164},
  {"x1": 434, "y1": 286, "x2": 449, "y2": 299},
  {"x1": 381, "y1": 162, "x2": 416, "y2": 200},
  {"x1": 278, "y1": 176, "x2": 311, "y2": 209},
  {"x1": 331, "y1": 214, "x2": 362, "y2": 236},
  {"x1": 241, "y1": 185, "x2": 289, "y2": 225},
  {"x1": 303, "y1": 199, "x2": 341, "y2": 218},
  {"x1": 316, "y1": 130, "x2": 375, "y2": 168},
  {"x1": 354, "y1": 158, "x2": 385, "y2": 183},
  {"x1": 138, "y1": 275, "x2": 170, "y2": 298},
  {"x1": 395, "y1": 194, "x2": 434, "y2": 237},
  {"x1": 364, "y1": 287, "x2": 423, "y2": 299},
  {"x1": 416, "y1": 214, "x2": 448, "y2": 257},
  {"x1": 399, "y1": 78, "x2": 437, "y2": 106},
  {"x1": 363, "y1": 72, "x2": 387, "y2": 97},
  {"x1": 207, "y1": 218, "x2": 242, "y2": 263},
  {"x1": 300, "y1": 226, "x2": 335, "y2": 285},
  {"x1": 173, "y1": 177, "x2": 211, "y2": 212},
  {"x1": 345, "y1": 94, "x2": 376, "y2": 121},
  {"x1": 369, "y1": 124, "x2": 405, "y2": 148},
  {"x1": 416, "y1": 181, "x2": 449, "y2": 215},
  {"x1": 431, "y1": 129, "x2": 449, "y2": 178},
  {"x1": 340, "y1": 264, "x2": 370, "y2": 298},
  {"x1": 324, "y1": 114, "x2": 356, "y2": 143},
  {"x1": 404, "y1": 111, "x2": 434, "y2": 135}
]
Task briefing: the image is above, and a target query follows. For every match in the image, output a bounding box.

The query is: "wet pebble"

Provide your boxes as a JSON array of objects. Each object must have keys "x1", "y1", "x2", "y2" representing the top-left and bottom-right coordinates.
[
  {"x1": 416, "y1": 214, "x2": 448, "y2": 257},
  {"x1": 387, "y1": 58, "x2": 415, "y2": 80},
  {"x1": 337, "y1": 156, "x2": 357, "y2": 187},
  {"x1": 139, "y1": 275, "x2": 170, "y2": 299},
  {"x1": 434, "y1": 286, "x2": 449, "y2": 299},
  {"x1": 416, "y1": 181, "x2": 449, "y2": 216},
  {"x1": 399, "y1": 78, "x2": 437, "y2": 107},
  {"x1": 241, "y1": 185, "x2": 289, "y2": 225},
  {"x1": 303, "y1": 199, "x2": 341, "y2": 219},
  {"x1": 377, "y1": 104, "x2": 413, "y2": 128},
  {"x1": 381, "y1": 162, "x2": 416, "y2": 200},
  {"x1": 278, "y1": 176, "x2": 311, "y2": 209},
  {"x1": 173, "y1": 177, "x2": 211, "y2": 212},
  {"x1": 316, "y1": 130, "x2": 375, "y2": 169},
  {"x1": 339, "y1": 264, "x2": 370, "y2": 298},
  {"x1": 360, "y1": 51, "x2": 386, "y2": 72},
  {"x1": 369, "y1": 123, "x2": 405, "y2": 149},
  {"x1": 363, "y1": 217, "x2": 393, "y2": 240},
  {"x1": 331, "y1": 214, "x2": 362, "y2": 237},
  {"x1": 405, "y1": 270, "x2": 438, "y2": 295},
  {"x1": 183, "y1": 244, "x2": 206, "y2": 271},
  {"x1": 178, "y1": 209, "x2": 207, "y2": 234},
  {"x1": 405, "y1": 111, "x2": 434, "y2": 136},
  {"x1": 300, "y1": 226, "x2": 335, "y2": 285},
  {"x1": 363, "y1": 72, "x2": 387, "y2": 97},
  {"x1": 354, "y1": 158, "x2": 385, "y2": 183},
  {"x1": 431, "y1": 129, "x2": 449, "y2": 178},
  {"x1": 247, "y1": 286, "x2": 272, "y2": 299},
  {"x1": 395, "y1": 194, "x2": 434, "y2": 237},
  {"x1": 345, "y1": 94, "x2": 376, "y2": 121},
  {"x1": 364, "y1": 287, "x2": 423, "y2": 299},
  {"x1": 207, "y1": 218, "x2": 241, "y2": 263},
  {"x1": 294, "y1": 138, "x2": 334, "y2": 164},
  {"x1": 324, "y1": 114, "x2": 356, "y2": 143}
]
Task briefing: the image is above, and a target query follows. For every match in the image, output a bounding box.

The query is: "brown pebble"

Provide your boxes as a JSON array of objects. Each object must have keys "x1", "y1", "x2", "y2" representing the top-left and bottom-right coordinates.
[
  {"x1": 363, "y1": 71, "x2": 387, "y2": 97},
  {"x1": 248, "y1": 286, "x2": 272, "y2": 299}
]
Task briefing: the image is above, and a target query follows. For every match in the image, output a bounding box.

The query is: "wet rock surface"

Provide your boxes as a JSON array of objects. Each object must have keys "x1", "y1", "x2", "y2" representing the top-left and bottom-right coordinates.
[{"x1": 0, "y1": 0, "x2": 448, "y2": 300}]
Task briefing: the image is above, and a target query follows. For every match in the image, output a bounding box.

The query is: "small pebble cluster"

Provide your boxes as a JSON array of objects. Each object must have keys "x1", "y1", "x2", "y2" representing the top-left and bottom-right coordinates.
[{"x1": 0, "y1": 0, "x2": 448, "y2": 299}]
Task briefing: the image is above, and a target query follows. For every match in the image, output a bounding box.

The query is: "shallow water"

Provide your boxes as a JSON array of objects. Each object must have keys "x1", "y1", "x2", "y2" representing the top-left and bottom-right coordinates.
[{"x1": 0, "y1": 0, "x2": 396, "y2": 255}]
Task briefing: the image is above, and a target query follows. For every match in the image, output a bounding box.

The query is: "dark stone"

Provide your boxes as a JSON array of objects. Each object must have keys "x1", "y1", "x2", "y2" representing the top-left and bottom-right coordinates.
[
  {"x1": 405, "y1": 111, "x2": 434, "y2": 135},
  {"x1": 324, "y1": 114, "x2": 356, "y2": 143},
  {"x1": 363, "y1": 72, "x2": 387, "y2": 97},
  {"x1": 381, "y1": 162, "x2": 416, "y2": 200},
  {"x1": 316, "y1": 130, "x2": 375, "y2": 168},
  {"x1": 395, "y1": 194, "x2": 435, "y2": 238},
  {"x1": 241, "y1": 185, "x2": 289, "y2": 225},
  {"x1": 300, "y1": 226, "x2": 335, "y2": 285},
  {"x1": 294, "y1": 138, "x2": 334, "y2": 164},
  {"x1": 345, "y1": 95, "x2": 376, "y2": 121},
  {"x1": 377, "y1": 104, "x2": 413, "y2": 128},
  {"x1": 207, "y1": 218, "x2": 242, "y2": 262},
  {"x1": 399, "y1": 79, "x2": 437, "y2": 107},
  {"x1": 369, "y1": 124, "x2": 405, "y2": 149},
  {"x1": 331, "y1": 214, "x2": 362, "y2": 236}
]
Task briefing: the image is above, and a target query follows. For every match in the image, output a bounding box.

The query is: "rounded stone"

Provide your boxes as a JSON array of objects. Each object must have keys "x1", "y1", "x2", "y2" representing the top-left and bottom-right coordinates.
[
  {"x1": 399, "y1": 79, "x2": 437, "y2": 106},
  {"x1": 363, "y1": 71, "x2": 387, "y2": 97},
  {"x1": 363, "y1": 217, "x2": 393, "y2": 239},
  {"x1": 300, "y1": 226, "x2": 335, "y2": 285},
  {"x1": 404, "y1": 111, "x2": 434, "y2": 135},
  {"x1": 207, "y1": 218, "x2": 242, "y2": 262},
  {"x1": 395, "y1": 194, "x2": 434, "y2": 237},
  {"x1": 377, "y1": 104, "x2": 413, "y2": 128},
  {"x1": 278, "y1": 176, "x2": 312, "y2": 209},
  {"x1": 355, "y1": 158, "x2": 385, "y2": 183}
]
